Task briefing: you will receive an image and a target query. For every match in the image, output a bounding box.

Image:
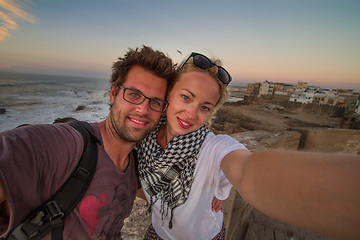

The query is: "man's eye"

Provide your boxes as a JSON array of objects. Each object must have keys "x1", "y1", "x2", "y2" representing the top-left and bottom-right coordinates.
[
  {"x1": 129, "y1": 92, "x2": 141, "y2": 99},
  {"x1": 151, "y1": 99, "x2": 161, "y2": 106}
]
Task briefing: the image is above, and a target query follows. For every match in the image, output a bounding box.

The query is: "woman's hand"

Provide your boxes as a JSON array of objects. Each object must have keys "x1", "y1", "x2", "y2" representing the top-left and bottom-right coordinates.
[{"x1": 211, "y1": 196, "x2": 223, "y2": 212}]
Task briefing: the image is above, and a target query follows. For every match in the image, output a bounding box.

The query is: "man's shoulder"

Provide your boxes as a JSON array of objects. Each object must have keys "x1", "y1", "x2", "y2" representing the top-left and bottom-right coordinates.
[
  {"x1": 1, "y1": 123, "x2": 85, "y2": 156},
  {"x1": 89, "y1": 122, "x2": 101, "y2": 138},
  {"x1": 3, "y1": 122, "x2": 78, "y2": 135}
]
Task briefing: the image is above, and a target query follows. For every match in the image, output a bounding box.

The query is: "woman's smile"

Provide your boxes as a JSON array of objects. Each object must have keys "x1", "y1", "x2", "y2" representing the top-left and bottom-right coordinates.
[{"x1": 177, "y1": 117, "x2": 192, "y2": 129}]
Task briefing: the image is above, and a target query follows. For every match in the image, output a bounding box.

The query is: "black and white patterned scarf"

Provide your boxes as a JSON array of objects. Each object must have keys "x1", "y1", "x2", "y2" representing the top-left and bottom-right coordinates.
[{"x1": 136, "y1": 116, "x2": 209, "y2": 228}]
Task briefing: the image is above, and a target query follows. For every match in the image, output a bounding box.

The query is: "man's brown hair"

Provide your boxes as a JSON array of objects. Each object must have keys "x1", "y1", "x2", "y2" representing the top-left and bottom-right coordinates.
[{"x1": 111, "y1": 45, "x2": 176, "y2": 96}]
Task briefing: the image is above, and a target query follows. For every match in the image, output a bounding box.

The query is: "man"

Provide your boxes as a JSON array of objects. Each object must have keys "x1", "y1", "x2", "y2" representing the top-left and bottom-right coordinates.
[{"x1": 0, "y1": 46, "x2": 175, "y2": 239}]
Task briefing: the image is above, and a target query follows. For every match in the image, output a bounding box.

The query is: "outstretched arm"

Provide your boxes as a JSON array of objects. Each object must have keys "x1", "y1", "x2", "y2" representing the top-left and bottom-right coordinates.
[{"x1": 221, "y1": 149, "x2": 360, "y2": 240}]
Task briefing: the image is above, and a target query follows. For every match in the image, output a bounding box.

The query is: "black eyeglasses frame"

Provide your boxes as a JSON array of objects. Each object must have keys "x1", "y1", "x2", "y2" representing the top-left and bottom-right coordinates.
[{"x1": 119, "y1": 86, "x2": 168, "y2": 112}]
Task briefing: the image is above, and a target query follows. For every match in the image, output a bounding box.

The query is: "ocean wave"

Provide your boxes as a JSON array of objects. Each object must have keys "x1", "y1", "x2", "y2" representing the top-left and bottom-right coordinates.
[{"x1": 0, "y1": 72, "x2": 109, "y2": 132}]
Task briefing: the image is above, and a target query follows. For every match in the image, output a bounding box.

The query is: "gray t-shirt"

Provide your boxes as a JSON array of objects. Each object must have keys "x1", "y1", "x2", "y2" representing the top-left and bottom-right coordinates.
[{"x1": 0, "y1": 123, "x2": 138, "y2": 239}]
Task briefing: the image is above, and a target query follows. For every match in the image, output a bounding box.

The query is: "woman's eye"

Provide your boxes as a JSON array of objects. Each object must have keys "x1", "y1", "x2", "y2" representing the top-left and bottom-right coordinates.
[
  {"x1": 182, "y1": 95, "x2": 190, "y2": 101},
  {"x1": 202, "y1": 106, "x2": 210, "y2": 111}
]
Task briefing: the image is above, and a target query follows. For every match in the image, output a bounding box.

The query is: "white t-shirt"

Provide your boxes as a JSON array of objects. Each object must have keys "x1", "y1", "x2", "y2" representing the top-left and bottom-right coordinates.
[{"x1": 144, "y1": 132, "x2": 247, "y2": 240}]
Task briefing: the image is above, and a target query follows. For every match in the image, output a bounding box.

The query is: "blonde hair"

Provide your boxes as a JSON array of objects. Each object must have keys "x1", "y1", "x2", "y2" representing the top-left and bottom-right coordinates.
[{"x1": 172, "y1": 57, "x2": 230, "y2": 126}]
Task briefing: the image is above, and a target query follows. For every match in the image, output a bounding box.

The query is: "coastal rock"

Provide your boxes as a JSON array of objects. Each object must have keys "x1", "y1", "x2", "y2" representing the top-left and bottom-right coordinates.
[
  {"x1": 75, "y1": 105, "x2": 86, "y2": 111},
  {"x1": 53, "y1": 117, "x2": 77, "y2": 123}
]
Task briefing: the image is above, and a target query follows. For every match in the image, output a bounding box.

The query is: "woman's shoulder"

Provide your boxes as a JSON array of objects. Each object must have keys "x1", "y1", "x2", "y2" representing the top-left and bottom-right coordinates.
[{"x1": 202, "y1": 132, "x2": 247, "y2": 150}]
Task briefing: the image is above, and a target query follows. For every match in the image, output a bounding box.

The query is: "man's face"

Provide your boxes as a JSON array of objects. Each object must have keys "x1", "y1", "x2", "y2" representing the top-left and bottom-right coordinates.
[{"x1": 109, "y1": 65, "x2": 167, "y2": 142}]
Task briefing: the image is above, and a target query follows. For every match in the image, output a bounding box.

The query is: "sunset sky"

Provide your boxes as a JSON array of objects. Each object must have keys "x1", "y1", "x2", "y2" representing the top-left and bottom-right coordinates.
[{"x1": 0, "y1": 0, "x2": 359, "y2": 90}]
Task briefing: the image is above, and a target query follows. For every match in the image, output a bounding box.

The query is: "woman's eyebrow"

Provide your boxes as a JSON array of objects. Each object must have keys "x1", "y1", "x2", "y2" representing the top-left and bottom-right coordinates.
[
  {"x1": 182, "y1": 89, "x2": 215, "y2": 106},
  {"x1": 182, "y1": 88, "x2": 195, "y2": 97}
]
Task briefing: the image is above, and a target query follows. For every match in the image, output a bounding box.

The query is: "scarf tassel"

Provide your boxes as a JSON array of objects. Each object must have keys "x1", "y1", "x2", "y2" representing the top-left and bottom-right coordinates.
[{"x1": 169, "y1": 208, "x2": 174, "y2": 229}]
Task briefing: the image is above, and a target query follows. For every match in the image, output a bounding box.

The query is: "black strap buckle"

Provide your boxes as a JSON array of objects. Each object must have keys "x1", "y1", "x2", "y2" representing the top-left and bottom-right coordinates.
[
  {"x1": 74, "y1": 167, "x2": 90, "y2": 180},
  {"x1": 45, "y1": 201, "x2": 64, "y2": 222},
  {"x1": 8, "y1": 226, "x2": 28, "y2": 240},
  {"x1": 7, "y1": 211, "x2": 45, "y2": 240},
  {"x1": 46, "y1": 201, "x2": 65, "y2": 240}
]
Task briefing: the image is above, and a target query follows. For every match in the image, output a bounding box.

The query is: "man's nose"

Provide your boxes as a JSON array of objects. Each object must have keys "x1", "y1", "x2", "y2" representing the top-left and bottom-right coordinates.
[{"x1": 135, "y1": 98, "x2": 151, "y2": 114}]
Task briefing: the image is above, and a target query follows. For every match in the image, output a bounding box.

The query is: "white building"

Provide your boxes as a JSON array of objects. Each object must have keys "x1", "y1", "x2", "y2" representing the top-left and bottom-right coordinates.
[
  {"x1": 289, "y1": 87, "x2": 320, "y2": 104},
  {"x1": 355, "y1": 100, "x2": 360, "y2": 114},
  {"x1": 258, "y1": 80, "x2": 274, "y2": 96}
]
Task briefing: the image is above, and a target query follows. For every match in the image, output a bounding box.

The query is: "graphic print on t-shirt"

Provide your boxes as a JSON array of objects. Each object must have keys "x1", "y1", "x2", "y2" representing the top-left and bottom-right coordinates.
[
  {"x1": 79, "y1": 193, "x2": 108, "y2": 235},
  {"x1": 78, "y1": 183, "x2": 137, "y2": 239}
]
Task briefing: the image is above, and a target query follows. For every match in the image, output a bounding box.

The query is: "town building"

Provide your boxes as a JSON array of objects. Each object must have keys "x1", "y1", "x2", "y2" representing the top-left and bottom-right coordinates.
[{"x1": 244, "y1": 80, "x2": 360, "y2": 114}]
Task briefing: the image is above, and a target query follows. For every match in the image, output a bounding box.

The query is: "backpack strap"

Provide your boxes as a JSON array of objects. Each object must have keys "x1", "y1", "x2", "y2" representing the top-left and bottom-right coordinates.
[{"x1": 6, "y1": 120, "x2": 100, "y2": 240}]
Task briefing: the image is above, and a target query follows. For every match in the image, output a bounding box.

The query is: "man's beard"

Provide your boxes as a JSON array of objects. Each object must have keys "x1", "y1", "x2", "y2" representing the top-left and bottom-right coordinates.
[{"x1": 109, "y1": 111, "x2": 154, "y2": 143}]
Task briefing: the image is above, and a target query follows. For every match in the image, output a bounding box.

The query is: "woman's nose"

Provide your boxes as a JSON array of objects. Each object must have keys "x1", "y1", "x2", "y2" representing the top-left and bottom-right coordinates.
[{"x1": 186, "y1": 104, "x2": 198, "y2": 120}]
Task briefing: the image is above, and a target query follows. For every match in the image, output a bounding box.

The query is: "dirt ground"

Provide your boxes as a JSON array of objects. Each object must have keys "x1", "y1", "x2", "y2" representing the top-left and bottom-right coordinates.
[
  {"x1": 121, "y1": 101, "x2": 344, "y2": 239},
  {"x1": 211, "y1": 102, "x2": 342, "y2": 134}
]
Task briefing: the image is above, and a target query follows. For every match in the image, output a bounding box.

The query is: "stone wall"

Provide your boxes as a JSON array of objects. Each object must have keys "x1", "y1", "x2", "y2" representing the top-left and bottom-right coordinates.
[
  {"x1": 225, "y1": 128, "x2": 359, "y2": 240},
  {"x1": 297, "y1": 128, "x2": 360, "y2": 154},
  {"x1": 252, "y1": 95, "x2": 346, "y2": 118}
]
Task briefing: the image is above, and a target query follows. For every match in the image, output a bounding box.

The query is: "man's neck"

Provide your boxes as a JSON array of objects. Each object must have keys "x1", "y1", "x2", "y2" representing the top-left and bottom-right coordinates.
[
  {"x1": 98, "y1": 121, "x2": 136, "y2": 173},
  {"x1": 157, "y1": 124, "x2": 177, "y2": 151}
]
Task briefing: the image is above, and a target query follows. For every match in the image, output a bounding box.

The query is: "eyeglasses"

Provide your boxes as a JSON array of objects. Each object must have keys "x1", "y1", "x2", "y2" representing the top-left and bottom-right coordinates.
[
  {"x1": 178, "y1": 52, "x2": 232, "y2": 85},
  {"x1": 120, "y1": 86, "x2": 168, "y2": 112}
]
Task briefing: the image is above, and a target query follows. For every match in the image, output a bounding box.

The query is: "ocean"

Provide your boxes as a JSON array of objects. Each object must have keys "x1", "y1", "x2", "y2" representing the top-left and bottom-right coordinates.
[{"x1": 0, "y1": 71, "x2": 110, "y2": 132}]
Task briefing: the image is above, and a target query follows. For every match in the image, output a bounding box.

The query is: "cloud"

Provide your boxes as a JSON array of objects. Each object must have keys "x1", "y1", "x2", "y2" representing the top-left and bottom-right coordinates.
[
  {"x1": 0, "y1": 0, "x2": 36, "y2": 42},
  {"x1": 0, "y1": 64, "x2": 12, "y2": 69}
]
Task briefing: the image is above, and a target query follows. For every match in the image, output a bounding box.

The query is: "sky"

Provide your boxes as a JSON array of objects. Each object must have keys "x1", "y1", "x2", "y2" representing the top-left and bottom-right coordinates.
[{"x1": 0, "y1": 0, "x2": 359, "y2": 90}]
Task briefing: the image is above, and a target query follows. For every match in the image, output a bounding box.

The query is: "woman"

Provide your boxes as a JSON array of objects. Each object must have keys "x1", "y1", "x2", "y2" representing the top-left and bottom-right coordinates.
[{"x1": 136, "y1": 52, "x2": 360, "y2": 240}]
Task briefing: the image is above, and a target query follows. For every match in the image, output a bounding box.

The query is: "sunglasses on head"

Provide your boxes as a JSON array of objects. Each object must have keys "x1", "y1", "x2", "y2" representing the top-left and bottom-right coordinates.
[{"x1": 178, "y1": 52, "x2": 232, "y2": 85}]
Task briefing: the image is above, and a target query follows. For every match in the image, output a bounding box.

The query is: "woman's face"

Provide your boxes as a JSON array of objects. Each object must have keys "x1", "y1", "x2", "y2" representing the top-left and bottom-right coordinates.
[{"x1": 165, "y1": 71, "x2": 220, "y2": 138}]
